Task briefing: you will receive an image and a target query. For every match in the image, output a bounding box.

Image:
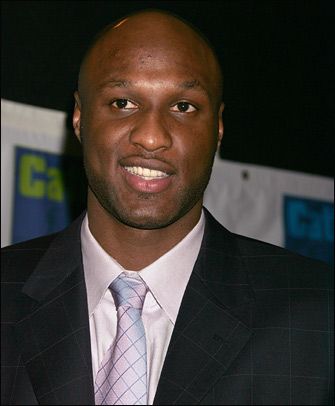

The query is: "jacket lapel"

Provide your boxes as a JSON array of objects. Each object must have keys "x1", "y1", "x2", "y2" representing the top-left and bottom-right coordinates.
[
  {"x1": 154, "y1": 209, "x2": 255, "y2": 405},
  {"x1": 14, "y1": 214, "x2": 95, "y2": 405}
]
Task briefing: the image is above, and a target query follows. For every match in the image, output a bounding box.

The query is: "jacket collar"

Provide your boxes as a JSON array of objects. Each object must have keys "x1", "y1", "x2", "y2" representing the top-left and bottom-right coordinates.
[
  {"x1": 14, "y1": 212, "x2": 95, "y2": 405},
  {"x1": 22, "y1": 212, "x2": 85, "y2": 302},
  {"x1": 154, "y1": 208, "x2": 255, "y2": 404}
]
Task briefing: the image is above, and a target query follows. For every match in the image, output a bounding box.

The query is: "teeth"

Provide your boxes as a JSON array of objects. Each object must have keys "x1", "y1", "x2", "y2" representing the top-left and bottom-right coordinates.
[
  {"x1": 143, "y1": 168, "x2": 150, "y2": 177},
  {"x1": 124, "y1": 166, "x2": 169, "y2": 179}
]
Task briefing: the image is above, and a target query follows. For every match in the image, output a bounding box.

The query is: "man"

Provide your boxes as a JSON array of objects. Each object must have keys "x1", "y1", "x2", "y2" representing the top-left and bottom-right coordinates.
[{"x1": 1, "y1": 9, "x2": 333, "y2": 406}]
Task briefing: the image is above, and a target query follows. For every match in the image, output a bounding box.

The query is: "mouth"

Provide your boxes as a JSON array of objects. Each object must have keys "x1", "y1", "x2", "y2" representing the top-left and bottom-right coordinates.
[
  {"x1": 123, "y1": 166, "x2": 169, "y2": 180},
  {"x1": 120, "y1": 161, "x2": 173, "y2": 194}
]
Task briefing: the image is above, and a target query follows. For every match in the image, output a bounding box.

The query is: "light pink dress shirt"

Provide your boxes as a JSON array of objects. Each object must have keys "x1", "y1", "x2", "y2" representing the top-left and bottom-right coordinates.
[{"x1": 81, "y1": 211, "x2": 205, "y2": 405}]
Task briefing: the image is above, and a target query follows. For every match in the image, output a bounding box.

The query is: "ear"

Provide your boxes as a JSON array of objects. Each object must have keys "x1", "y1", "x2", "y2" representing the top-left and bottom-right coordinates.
[
  {"x1": 73, "y1": 91, "x2": 82, "y2": 143},
  {"x1": 217, "y1": 102, "x2": 224, "y2": 150}
]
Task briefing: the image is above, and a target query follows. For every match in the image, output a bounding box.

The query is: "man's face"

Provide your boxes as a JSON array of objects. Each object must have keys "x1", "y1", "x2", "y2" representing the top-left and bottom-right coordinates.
[{"x1": 74, "y1": 15, "x2": 223, "y2": 229}]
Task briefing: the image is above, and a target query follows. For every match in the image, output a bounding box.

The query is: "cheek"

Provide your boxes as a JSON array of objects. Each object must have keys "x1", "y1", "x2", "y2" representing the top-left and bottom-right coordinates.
[
  {"x1": 81, "y1": 112, "x2": 129, "y2": 165},
  {"x1": 176, "y1": 123, "x2": 218, "y2": 174}
]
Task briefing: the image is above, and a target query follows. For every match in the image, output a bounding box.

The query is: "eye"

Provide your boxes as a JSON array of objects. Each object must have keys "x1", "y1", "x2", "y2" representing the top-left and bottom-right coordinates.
[
  {"x1": 170, "y1": 102, "x2": 197, "y2": 113},
  {"x1": 111, "y1": 99, "x2": 138, "y2": 110}
]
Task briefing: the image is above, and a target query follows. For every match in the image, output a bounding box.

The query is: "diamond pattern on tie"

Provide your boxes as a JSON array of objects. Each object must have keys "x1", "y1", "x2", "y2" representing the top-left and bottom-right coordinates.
[{"x1": 95, "y1": 273, "x2": 148, "y2": 405}]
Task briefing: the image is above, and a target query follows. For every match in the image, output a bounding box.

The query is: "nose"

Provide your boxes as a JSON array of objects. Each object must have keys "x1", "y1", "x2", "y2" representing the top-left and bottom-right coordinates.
[{"x1": 129, "y1": 110, "x2": 172, "y2": 152}]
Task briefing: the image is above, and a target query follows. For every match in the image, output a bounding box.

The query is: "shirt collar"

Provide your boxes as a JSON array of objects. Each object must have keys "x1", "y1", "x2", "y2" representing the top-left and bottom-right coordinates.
[
  {"x1": 81, "y1": 211, "x2": 205, "y2": 324},
  {"x1": 81, "y1": 215, "x2": 123, "y2": 316}
]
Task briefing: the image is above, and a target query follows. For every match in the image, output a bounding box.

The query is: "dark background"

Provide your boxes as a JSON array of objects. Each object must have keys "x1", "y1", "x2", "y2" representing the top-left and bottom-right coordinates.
[{"x1": 2, "y1": 0, "x2": 334, "y2": 177}]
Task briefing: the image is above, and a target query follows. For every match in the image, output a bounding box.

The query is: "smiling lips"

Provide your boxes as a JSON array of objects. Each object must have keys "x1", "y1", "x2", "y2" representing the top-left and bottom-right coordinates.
[
  {"x1": 122, "y1": 165, "x2": 172, "y2": 193},
  {"x1": 124, "y1": 166, "x2": 169, "y2": 180}
]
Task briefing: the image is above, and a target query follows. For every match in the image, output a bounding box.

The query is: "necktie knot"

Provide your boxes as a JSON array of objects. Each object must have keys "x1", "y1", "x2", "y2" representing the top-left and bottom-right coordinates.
[{"x1": 110, "y1": 273, "x2": 147, "y2": 311}]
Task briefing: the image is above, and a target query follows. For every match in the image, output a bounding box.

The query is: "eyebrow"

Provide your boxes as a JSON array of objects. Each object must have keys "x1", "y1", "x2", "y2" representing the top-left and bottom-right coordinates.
[
  {"x1": 178, "y1": 79, "x2": 209, "y2": 97},
  {"x1": 98, "y1": 78, "x2": 209, "y2": 97},
  {"x1": 99, "y1": 79, "x2": 129, "y2": 89}
]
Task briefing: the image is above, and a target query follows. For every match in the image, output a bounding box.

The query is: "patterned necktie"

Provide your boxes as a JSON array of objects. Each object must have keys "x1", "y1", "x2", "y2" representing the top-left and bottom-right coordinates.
[{"x1": 95, "y1": 273, "x2": 148, "y2": 405}]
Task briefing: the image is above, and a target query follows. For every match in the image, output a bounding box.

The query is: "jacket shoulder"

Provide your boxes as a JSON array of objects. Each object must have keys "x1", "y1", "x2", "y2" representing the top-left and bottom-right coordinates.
[
  {"x1": 234, "y1": 231, "x2": 330, "y2": 265},
  {"x1": 233, "y1": 233, "x2": 332, "y2": 288},
  {"x1": 1, "y1": 212, "x2": 85, "y2": 284},
  {"x1": 204, "y1": 208, "x2": 332, "y2": 287},
  {"x1": 1, "y1": 233, "x2": 59, "y2": 283}
]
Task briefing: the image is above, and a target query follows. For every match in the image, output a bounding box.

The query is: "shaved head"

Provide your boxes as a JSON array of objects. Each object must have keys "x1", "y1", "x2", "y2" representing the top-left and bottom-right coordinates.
[{"x1": 78, "y1": 9, "x2": 223, "y2": 108}]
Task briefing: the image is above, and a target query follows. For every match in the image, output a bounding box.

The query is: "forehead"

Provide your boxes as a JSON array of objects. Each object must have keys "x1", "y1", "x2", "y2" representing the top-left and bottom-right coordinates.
[
  {"x1": 91, "y1": 44, "x2": 211, "y2": 88},
  {"x1": 79, "y1": 15, "x2": 220, "y2": 101}
]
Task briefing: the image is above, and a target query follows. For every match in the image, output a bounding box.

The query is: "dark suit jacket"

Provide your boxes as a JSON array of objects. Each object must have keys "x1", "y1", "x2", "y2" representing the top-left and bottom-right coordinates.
[{"x1": 1, "y1": 209, "x2": 333, "y2": 405}]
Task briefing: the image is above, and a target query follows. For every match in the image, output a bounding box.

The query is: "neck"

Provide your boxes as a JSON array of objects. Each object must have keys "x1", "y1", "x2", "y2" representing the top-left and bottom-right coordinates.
[{"x1": 86, "y1": 192, "x2": 203, "y2": 271}]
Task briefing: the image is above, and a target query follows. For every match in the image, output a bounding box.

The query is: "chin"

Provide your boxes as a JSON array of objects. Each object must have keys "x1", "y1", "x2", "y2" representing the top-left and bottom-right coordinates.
[
  {"x1": 88, "y1": 171, "x2": 206, "y2": 230},
  {"x1": 111, "y1": 207, "x2": 178, "y2": 230}
]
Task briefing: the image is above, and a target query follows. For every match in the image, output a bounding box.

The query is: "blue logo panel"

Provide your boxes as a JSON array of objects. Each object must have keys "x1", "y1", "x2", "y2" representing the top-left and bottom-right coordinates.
[
  {"x1": 284, "y1": 195, "x2": 334, "y2": 266},
  {"x1": 12, "y1": 146, "x2": 86, "y2": 244}
]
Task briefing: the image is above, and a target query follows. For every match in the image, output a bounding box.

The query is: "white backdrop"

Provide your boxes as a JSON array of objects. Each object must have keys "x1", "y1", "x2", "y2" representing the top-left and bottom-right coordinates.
[
  {"x1": 1, "y1": 99, "x2": 333, "y2": 264},
  {"x1": 204, "y1": 158, "x2": 333, "y2": 246}
]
